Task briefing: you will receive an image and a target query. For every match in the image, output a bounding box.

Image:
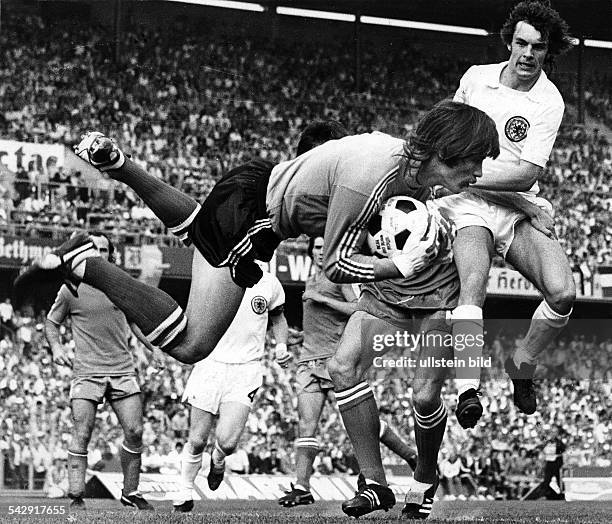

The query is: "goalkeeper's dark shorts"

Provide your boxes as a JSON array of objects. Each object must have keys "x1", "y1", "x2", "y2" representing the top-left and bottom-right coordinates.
[{"x1": 177, "y1": 159, "x2": 281, "y2": 288}]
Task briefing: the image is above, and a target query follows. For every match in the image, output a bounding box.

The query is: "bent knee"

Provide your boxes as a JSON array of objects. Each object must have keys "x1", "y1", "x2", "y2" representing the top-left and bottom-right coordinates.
[
  {"x1": 327, "y1": 357, "x2": 360, "y2": 389},
  {"x1": 187, "y1": 437, "x2": 207, "y2": 455},
  {"x1": 412, "y1": 385, "x2": 443, "y2": 413},
  {"x1": 543, "y1": 280, "x2": 576, "y2": 313}
]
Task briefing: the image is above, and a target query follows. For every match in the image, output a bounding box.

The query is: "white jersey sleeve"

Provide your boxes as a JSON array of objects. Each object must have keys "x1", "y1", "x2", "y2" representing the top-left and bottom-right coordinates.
[{"x1": 269, "y1": 275, "x2": 285, "y2": 311}]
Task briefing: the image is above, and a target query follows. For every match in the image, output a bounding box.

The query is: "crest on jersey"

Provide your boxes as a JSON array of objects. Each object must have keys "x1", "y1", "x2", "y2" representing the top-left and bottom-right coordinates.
[
  {"x1": 251, "y1": 296, "x2": 268, "y2": 314},
  {"x1": 505, "y1": 116, "x2": 530, "y2": 142}
]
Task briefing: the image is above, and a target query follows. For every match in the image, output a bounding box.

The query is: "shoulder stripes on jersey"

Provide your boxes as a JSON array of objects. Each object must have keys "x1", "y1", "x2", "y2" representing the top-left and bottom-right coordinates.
[{"x1": 334, "y1": 167, "x2": 400, "y2": 280}]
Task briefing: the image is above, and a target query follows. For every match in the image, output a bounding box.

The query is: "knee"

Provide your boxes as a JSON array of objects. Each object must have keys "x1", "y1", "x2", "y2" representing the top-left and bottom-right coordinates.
[
  {"x1": 169, "y1": 339, "x2": 210, "y2": 365},
  {"x1": 123, "y1": 425, "x2": 143, "y2": 446},
  {"x1": 187, "y1": 436, "x2": 207, "y2": 455},
  {"x1": 215, "y1": 435, "x2": 238, "y2": 456},
  {"x1": 328, "y1": 357, "x2": 360, "y2": 390},
  {"x1": 412, "y1": 383, "x2": 443, "y2": 413},
  {"x1": 544, "y1": 281, "x2": 576, "y2": 313}
]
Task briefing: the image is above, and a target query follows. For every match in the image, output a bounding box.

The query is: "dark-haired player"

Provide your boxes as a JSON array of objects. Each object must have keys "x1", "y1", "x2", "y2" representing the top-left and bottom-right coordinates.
[
  {"x1": 22, "y1": 101, "x2": 499, "y2": 370},
  {"x1": 45, "y1": 233, "x2": 155, "y2": 510},
  {"x1": 436, "y1": 1, "x2": 575, "y2": 423}
]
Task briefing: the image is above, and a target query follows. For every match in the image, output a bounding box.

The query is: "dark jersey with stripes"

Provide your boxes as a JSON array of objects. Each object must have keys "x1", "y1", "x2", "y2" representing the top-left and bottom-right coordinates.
[{"x1": 267, "y1": 132, "x2": 431, "y2": 283}]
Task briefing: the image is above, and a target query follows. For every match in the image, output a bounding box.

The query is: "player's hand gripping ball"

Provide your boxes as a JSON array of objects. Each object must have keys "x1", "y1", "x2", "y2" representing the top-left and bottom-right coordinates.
[{"x1": 366, "y1": 196, "x2": 456, "y2": 278}]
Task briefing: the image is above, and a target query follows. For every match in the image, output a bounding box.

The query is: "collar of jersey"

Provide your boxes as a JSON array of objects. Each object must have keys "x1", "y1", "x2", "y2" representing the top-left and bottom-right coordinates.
[{"x1": 485, "y1": 61, "x2": 549, "y2": 103}]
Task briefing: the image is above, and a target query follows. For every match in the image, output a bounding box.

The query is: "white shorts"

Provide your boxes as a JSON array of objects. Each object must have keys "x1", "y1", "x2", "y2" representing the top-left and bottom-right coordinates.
[
  {"x1": 182, "y1": 359, "x2": 263, "y2": 414},
  {"x1": 433, "y1": 193, "x2": 553, "y2": 258}
]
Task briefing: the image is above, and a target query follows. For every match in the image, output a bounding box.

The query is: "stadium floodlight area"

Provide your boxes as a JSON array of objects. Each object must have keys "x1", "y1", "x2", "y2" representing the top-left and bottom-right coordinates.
[
  {"x1": 169, "y1": 1, "x2": 612, "y2": 47},
  {"x1": 360, "y1": 15, "x2": 489, "y2": 36},
  {"x1": 276, "y1": 7, "x2": 356, "y2": 22},
  {"x1": 169, "y1": 0, "x2": 264, "y2": 12},
  {"x1": 584, "y1": 39, "x2": 612, "y2": 49}
]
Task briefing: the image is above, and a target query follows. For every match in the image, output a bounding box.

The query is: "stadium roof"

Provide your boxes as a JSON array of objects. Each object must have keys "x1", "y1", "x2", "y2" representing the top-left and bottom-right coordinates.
[{"x1": 260, "y1": 0, "x2": 611, "y2": 41}]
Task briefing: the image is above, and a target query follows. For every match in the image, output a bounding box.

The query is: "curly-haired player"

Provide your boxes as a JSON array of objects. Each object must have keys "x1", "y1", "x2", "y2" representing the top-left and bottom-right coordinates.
[{"x1": 435, "y1": 0, "x2": 575, "y2": 428}]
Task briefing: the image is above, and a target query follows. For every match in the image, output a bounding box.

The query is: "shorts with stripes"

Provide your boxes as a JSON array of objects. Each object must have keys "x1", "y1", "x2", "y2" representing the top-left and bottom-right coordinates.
[{"x1": 175, "y1": 159, "x2": 281, "y2": 288}]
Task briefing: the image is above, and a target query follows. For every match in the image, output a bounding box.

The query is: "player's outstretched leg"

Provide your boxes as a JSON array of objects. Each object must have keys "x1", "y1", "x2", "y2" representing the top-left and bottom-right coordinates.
[
  {"x1": 279, "y1": 390, "x2": 324, "y2": 507},
  {"x1": 379, "y1": 420, "x2": 417, "y2": 471},
  {"x1": 19, "y1": 233, "x2": 246, "y2": 364},
  {"x1": 505, "y1": 221, "x2": 575, "y2": 414},
  {"x1": 328, "y1": 312, "x2": 395, "y2": 517},
  {"x1": 75, "y1": 132, "x2": 201, "y2": 243}
]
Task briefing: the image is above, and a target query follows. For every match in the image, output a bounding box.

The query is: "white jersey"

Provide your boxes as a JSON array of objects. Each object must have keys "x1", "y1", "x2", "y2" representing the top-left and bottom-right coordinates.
[
  {"x1": 454, "y1": 62, "x2": 564, "y2": 198},
  {"x1": 204, "y1": 271, "x2": 285, "y2": 364}
]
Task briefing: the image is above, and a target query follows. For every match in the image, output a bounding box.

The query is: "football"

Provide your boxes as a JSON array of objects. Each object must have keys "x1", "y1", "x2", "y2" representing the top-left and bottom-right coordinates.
[{"x1": 366, "y1": 196, "x2": 430, "y2": 257}]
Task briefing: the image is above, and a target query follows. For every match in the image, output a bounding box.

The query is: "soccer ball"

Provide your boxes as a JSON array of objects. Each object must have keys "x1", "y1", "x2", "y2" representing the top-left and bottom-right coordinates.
[{"x1": 366, "y1": 196, "x2": 430, "y2": 257}]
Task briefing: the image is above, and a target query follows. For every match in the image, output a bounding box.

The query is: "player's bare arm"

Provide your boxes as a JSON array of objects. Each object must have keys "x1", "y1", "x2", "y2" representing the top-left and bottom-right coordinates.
[
  {"x1": 472, "y1": 159, "x2": 541, "y2": 192},
  {"x1": 468, "y1": 188, "x2": 556, "y2": 239}
]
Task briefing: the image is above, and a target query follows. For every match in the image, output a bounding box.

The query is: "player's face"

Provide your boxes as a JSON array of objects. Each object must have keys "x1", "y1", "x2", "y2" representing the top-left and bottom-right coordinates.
[
  {"x1": 508, "y1": 21, "x2": 548, "y2": 85},
  {"x1": 432, "y1": 156, "x2": 483, "y2": 193},
  {"x1": 311, "y1": 237, "x2": 324, "y2": 269},
  {"x1": 91, "y1": 236, "x2": 111, "y2": 261}
]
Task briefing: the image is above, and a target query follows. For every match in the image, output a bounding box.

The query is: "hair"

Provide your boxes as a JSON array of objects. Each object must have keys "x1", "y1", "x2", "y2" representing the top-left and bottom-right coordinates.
[
  {"x1": 296, "y1": 120, "x2": 349, "y2": 156},
  {"x1": 307, "y1": 236, "x2": 324, "y2": 258},
  {"x1": 500, "y1": 1, "x2": 573, "y2": 65},
  {"x1": 89, "y1": 230, "x2": 115, "y2": 263},
  {"x1": 406, "y1": 100, "x2": 500, "y2": 166}
]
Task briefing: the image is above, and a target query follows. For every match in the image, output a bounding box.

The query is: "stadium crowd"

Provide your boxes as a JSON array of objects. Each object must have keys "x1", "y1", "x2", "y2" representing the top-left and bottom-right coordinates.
[
  {"x1": 0, "y1": 16, "x2": 610, "y2": 270},
  {"x1": 1, "y1": 300, "x2": 610, "y2": 499}
]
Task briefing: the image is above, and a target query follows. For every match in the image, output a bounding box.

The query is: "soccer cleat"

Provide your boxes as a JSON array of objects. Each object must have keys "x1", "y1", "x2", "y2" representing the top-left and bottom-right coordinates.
[
  {"x1": 341, "y1": 474, "x2": 395, "y2": 518},
  {"x1": 120, "y1": 491, "x2": 154, "y2": 510},
  {"x1": 172, "y1": 499, "x2": 194, "y2": 513},
  {"x1": 278, "y1": 483, "x2": 315, "y2": 507},
  {"x1": 68, "y1": 494, "x2": 86, "y2": 510},
  {"x1": 12, "y1": 232, "x2": 98, "y2": 301},
  {"x1": 401, "y1": 477, "x2": 439, "y2": 520},
  {"x1": 456, "y1": 388, "x2": 483, "y2": 429},
  {"x1": 74, "y1": 131, "x2": 126, "y2": 171},
  {"x1": 504, "y1": 357, "x2": 537, "y2": 414},
  {"x1": 208, "y1": 456, "x2": 225, "y2": 491}
]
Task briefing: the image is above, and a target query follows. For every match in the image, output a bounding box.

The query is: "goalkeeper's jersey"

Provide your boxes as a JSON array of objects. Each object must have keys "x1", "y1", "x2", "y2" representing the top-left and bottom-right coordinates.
[{"x1": 267, "y1": 132, "x2": 431, "y2": 284}]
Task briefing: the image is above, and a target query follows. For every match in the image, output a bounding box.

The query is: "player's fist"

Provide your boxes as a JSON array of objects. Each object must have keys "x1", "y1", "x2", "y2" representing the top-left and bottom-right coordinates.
[{"x1": 275, "y1": 343, "x2": 292, "y2": 368}]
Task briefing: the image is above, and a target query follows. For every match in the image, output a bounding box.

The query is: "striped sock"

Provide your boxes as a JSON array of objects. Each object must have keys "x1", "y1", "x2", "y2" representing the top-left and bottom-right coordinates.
[
  {"x1": 120, "y1": 443, "x2": 142, "y2": 495},
  {"x1": 335, "y1": 382, "x2": 386, "y2": 486},
  {"x1": 82, "y1": 258, "x2": 187, "y2": 351},
  {"x1": 413, "y1": 403, "x2": 448, "y2": 484},
  {"x1": 67, "y1": 450, "x2": 88, "y2": 498},
  {"x1": 295, "y1": 437, "x2": 319, "y2": 489}
]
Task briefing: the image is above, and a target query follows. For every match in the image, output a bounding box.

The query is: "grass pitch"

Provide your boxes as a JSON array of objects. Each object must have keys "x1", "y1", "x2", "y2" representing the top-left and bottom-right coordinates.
[{"x1": 1, "y1": 496, "x2": 611, "y2": 523}]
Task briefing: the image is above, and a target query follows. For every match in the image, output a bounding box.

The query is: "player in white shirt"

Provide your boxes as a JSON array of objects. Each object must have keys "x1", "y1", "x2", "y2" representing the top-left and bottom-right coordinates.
[
  {"x1": 435, "y1": 1, "x2": 575, "y2": 427},
  {"x1": 173, "y1": 270, "x2": 289, "y2": 512}
]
